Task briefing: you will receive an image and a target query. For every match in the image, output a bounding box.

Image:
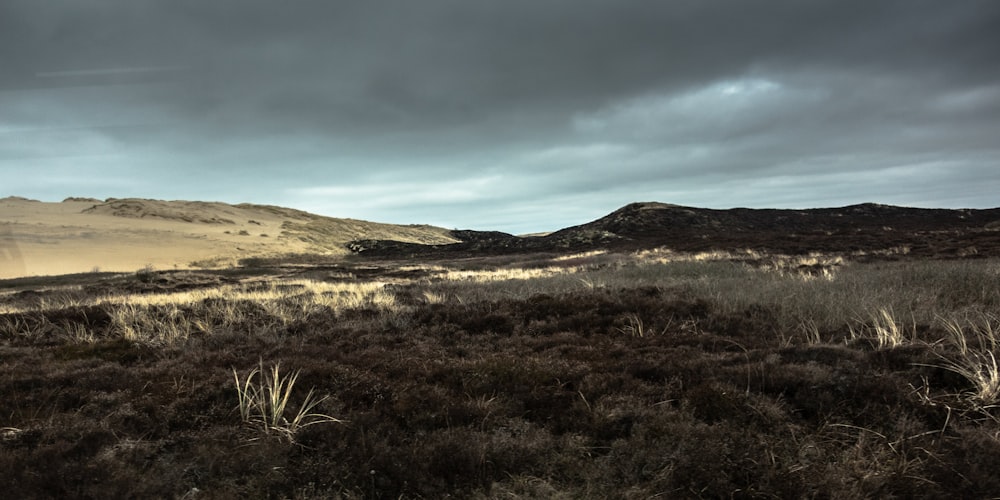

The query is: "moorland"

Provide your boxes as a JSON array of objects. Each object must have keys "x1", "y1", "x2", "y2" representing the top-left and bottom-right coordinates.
[{"x1": 2, "y1": 199, "x2": 1000, "y2": 498}]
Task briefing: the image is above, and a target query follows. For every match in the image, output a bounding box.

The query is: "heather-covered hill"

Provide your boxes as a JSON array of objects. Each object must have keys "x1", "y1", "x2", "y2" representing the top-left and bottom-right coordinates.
[
  {"x1": 555, "y1": 202, "x2": 1000, "y2": 238},
  {"x1": 350, "y1": 202, "x2": 1000, "y2": 258}
]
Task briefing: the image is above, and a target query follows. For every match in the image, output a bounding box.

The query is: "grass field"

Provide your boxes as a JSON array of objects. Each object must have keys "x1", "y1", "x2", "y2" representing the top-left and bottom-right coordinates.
[{"x1": 2, "y1": 249, "x2": 999, "y2": 498}]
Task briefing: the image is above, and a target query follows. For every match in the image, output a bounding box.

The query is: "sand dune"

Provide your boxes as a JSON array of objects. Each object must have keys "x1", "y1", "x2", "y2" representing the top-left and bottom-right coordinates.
[{"x1": 0, "y1": 197, "x2": 456, "y2": 279}]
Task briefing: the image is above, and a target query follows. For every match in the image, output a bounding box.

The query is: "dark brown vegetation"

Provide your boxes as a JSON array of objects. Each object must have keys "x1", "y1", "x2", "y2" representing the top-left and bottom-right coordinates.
[
  {"x1": 349, "y1": 202, "x2": 1000, "y2": 259},
  {"x1": 2, "y1": 245, "x2": 1000, "y2": 498}
]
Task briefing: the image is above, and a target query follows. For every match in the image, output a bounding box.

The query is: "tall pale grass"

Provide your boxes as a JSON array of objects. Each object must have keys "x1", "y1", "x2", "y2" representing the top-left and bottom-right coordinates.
[
  {"x1": 440, "y1": 266, "x2": 581, "y2": 283},
  {"x1": 233, "y1": 361, "x2": 343, "y2": 441},
  {"x1": 934, "y1": 312, "x2": 1000, "y2": 405},
  {"x1": 3, "y1": 254, "x2": 999, "y2": 353},
  {"x1": 848, "y1": 307, "x2": 913, "y2": 350},
  {"x1": 109, "y1": 280, "x2": 398, "y2": 344},
  {"x1": 100, "y1": 280, "x2": 395, "y2": 310}
]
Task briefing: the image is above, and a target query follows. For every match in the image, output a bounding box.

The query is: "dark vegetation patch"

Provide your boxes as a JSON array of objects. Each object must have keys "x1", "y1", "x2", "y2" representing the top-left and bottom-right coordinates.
[
  {"x1": 1, "y1": 255, "x2": 1000, "y2": 498},
  {"x1": 348, "y1": 203, "x2": 1000, "y2": 260}
]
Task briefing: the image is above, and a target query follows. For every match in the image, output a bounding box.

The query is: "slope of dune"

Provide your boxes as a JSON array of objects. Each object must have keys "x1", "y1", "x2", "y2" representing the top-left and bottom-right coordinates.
[{"x1": 0, "y1": 197, "x2": 457, "y2": 279}]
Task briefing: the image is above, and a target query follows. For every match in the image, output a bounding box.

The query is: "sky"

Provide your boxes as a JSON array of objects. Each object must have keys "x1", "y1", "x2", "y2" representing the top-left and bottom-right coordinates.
[{"x1": 1, "y1": 1, "x2": 998, "y2": 234}]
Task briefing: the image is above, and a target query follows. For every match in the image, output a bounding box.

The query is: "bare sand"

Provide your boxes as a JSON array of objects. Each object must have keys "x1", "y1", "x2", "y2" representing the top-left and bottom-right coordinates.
[{"x1": 0, "y1": 198, "x2": 455, "y2": 279}]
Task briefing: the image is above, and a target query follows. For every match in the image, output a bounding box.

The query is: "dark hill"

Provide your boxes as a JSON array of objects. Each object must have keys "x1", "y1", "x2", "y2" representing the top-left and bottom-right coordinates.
[
  {"x1": 348, "y1": 202, "x2": 1000, "y2": 259},
  {"x1": 562, "y1": 202, "x2": 998, "y2": 237}
]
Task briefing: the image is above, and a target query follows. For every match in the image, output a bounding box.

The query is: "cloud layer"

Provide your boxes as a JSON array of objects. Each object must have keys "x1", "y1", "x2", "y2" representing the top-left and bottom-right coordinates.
[{"x1": 2, "y1": 1, "x2": 998, "y2": 233}]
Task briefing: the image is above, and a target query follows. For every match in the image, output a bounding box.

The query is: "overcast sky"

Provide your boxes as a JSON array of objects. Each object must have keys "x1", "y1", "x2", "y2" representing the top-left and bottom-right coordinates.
[{"x1": 1, "y1": 1, "x2": 998, "y2": 233}]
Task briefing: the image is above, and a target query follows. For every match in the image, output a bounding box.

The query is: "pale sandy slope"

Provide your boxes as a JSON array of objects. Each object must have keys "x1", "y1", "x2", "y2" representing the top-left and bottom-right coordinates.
[{"x1": 0, "y1": 197, "x2": 457, "y2": 279}]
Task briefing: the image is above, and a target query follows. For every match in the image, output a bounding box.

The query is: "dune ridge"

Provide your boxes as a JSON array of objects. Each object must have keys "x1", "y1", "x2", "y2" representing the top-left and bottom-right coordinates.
[{"x1": 0, "y1": 197, "x2": 457, "y2": 279}]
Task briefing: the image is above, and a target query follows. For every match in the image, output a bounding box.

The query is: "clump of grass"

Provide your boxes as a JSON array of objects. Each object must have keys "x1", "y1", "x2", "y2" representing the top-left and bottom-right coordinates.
[
  {"x1": 422, "y1": 290, "x2": 446, "y2": 304},
  {"x1": 938, "y1": 351, "x2": 1000, "y2": 406},
  {"x1": 616, "y1": 313, "x2": 647, "y2": 338},
  {"x1": 934, "y1": 313, "x2": 1000, "y2": 406},
  {"x1": 803, "y1": 319, "x2": 823, "y2": 344},
  {"x1": 850, "y1": 307, "x2": 913, "y2": 350},
  {"x1": 577, "y1": 276, "x2": 604, "y2": 290},
  {"x1": 940, "y1": 312, "x2": 999, "y2": 355},
  {"x1": 872, "y1": 307, "x2": 909, "y2": 349},
  {"x1": 233, "y1": 361, "x2": 344, "y2": 441},
  {"x1": 135, "y1": 264, "x2": 156, "y2": 284}
]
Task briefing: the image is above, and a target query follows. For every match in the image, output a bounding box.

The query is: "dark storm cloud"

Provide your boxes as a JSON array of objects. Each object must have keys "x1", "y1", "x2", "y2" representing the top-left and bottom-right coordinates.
[{"x1": 2, "y1": 1, "x2": 998, "y2": 233}]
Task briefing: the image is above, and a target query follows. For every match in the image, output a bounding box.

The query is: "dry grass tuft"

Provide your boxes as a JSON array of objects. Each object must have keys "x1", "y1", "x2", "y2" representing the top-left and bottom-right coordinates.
[
  {"x1": 934, "y1": 312, "x2": 1000, "y2": 406},
  {"x1": 850, "y1": 307, "x2": 913, "y2": 350},
  {"x1": 233, "y1": 361, "x2": 344, "y2": 442}
]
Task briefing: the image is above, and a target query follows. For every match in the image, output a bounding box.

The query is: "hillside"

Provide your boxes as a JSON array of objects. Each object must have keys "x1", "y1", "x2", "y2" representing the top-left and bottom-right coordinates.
[
  {"x1": 558, "y1": 202, "x2": 1000, "y2": 236},
  {"x1": 0, "y1": 197, "x2": 457, "y2": 278},
  {"x1": 350, "y1": 202, "x2": 1000, "y2": 258},
  {"x1": 6, "y1": 197, "x2": 1000, "y2": 278}
]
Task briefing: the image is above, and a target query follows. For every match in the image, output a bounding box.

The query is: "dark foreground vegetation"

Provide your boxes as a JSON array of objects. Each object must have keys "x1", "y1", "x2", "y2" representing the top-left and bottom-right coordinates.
[{"x1": 2, "y1": 249, "x2": 1000, "y2": 498}]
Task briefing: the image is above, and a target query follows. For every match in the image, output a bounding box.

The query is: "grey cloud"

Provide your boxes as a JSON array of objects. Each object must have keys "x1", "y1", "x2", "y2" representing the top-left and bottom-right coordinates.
[{"x1": 2, "y1": 1, "x2": 998, "y2": 233}]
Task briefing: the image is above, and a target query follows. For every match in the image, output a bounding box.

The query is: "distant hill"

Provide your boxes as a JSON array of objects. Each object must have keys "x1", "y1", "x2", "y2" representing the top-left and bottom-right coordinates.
[
  {"x1": 349, "y1": 202, "x2": 1000, "y2": 258},
  {"x1": 0, "y1": 197, "x2": 457, "y2": 278},
  {"x1": 5, "y1": 197, "x2": 1000, "y2": 279},
  {"x1": 559, "y1": 202, "x2": 1000, "y2": 236}
]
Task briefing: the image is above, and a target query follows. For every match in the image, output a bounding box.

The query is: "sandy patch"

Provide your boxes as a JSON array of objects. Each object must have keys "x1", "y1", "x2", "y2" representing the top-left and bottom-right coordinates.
[{"x1": 0, "y1": 198, "x2": 455, "y2": 279}]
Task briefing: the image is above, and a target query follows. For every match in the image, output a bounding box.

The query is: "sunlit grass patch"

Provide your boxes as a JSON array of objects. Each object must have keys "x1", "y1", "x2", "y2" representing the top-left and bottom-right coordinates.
[
  {"x1": 633, "y1": 247, "x2": 762, "y2": 264},
  {"x1": 421, "y1": 290, "x2": 447, "y2": 304},
  {"x1": 56, "y1": 279, "x2": 397, "y2": 344},
  {"x1": 551, "y1": 249, "x2": 609, "y2": 262},
  {"x1": 398, "y1": 264, "x2": 448, "y2": 273},
  {"x1": 632, "y1": 247, "x2": 843, "y2": 281},
  {"x1": 99, "y1": 279, "x2": 393, "y2": 310},
  {"x1": 439, "y1": 266, "x2": 581, "y2": 282}
]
